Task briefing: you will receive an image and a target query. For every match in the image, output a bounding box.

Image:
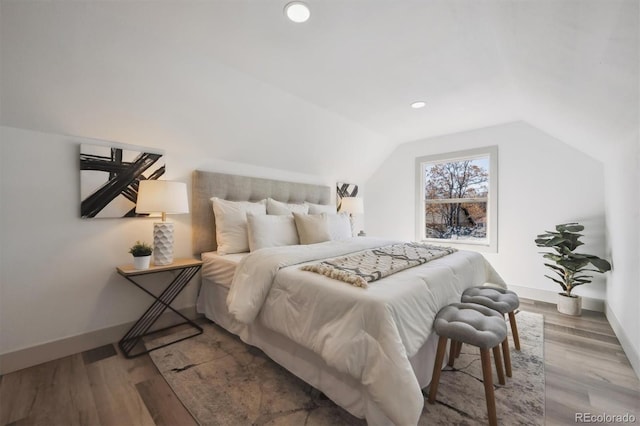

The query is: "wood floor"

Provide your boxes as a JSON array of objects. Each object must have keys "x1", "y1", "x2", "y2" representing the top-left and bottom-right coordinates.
[{"x1": 1, "y1": 299, "x2": 638, "y2": 425}]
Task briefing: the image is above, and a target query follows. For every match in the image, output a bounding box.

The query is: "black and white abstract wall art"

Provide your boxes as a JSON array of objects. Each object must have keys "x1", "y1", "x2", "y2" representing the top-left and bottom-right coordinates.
[
  {"x1": 336, "y1": 182, "x2": 359, "y2": 209},
  {"x1": 80, "y1": 144, "x2": 165, "y2": 218}
]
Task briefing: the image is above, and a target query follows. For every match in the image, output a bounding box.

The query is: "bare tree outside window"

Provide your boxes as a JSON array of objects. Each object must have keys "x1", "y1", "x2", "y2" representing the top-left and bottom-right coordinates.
[{"x1": 423, "y1": 157, "x2": 489, "y2": 241}]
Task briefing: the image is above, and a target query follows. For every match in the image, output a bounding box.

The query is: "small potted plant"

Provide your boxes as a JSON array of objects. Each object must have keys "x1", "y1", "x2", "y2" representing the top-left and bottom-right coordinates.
[
  {"x1": 129, "y1": 241, "x2": 153, "y2": 270},
  {"x1": 535, "y1": 223, "x2": 611, "y2": 315}
]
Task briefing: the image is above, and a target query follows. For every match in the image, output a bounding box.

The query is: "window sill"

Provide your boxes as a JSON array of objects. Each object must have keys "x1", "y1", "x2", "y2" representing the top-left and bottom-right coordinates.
[{"x1": 419, "y1": 238, "x2": 497, "y2": 254}]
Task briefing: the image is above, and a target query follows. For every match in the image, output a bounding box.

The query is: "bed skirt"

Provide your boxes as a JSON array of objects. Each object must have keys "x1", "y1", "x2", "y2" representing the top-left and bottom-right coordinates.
[{"x1": 196, "y1": 278, "x2": 442, "y2": 425}]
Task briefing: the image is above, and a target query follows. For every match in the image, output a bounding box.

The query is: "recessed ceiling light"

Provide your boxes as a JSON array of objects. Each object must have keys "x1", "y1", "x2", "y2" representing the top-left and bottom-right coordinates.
[
  {"x1": 285, "y1": 2, "x2": 310, "y2": 23},
  {"x1": 411, "y1": 101, "x2": 426, "y2": 109}
]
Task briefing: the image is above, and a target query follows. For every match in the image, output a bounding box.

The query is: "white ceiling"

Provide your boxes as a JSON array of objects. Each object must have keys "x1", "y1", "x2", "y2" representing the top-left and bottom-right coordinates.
[{"x1": 1, "y1": 0, "x2": 638, "y2": 179}]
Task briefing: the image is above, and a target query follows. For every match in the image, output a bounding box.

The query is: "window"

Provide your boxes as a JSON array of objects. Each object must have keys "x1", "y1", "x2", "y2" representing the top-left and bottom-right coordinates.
[{"x1": 415, "y1": 146, "x2": 497, "y2": 252}]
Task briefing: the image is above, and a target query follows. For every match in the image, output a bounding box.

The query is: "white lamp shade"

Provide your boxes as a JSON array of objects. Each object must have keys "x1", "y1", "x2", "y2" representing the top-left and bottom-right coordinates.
[
  {"x1": 339, "y1": 197, "x2": 364, "y2": 215},
  {"x1": 135, "y1": 180, "x2": 189, "y2": 215}
]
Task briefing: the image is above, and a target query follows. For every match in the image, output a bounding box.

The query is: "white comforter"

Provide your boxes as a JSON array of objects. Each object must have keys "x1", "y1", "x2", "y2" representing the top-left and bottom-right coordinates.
[{"x1": 227, "y1": 238, "x2": 505, "y2": 425}]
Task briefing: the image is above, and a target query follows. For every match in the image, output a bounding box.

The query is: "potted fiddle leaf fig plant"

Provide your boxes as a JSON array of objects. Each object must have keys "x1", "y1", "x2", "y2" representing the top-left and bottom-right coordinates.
[
  {"x1": 129, "y1": 241, "x2": 153, "y2": 270},
  {"x1": 535, "y1": 223, "x2": 611, "y2": 316}
]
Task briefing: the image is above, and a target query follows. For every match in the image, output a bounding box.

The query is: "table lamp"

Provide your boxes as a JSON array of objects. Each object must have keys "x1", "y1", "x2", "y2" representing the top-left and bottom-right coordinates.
[
  {"x1": 135, "y1": 180, "x2": 189, "y2": 265},
  {"x1": 339, "y1": 197, "x2": 364, "y2": 236}
]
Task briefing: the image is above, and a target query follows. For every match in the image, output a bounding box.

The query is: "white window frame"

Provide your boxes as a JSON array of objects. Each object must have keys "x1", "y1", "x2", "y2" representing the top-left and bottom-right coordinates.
[{"x1": 415, "y1": 146, "x2": 498, "y2": 253}]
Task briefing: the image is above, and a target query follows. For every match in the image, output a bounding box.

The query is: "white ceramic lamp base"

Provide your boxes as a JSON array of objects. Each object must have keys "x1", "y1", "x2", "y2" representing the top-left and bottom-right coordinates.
[{"x1": 153, "y1": 221, "x2": 175, "y2": 266}]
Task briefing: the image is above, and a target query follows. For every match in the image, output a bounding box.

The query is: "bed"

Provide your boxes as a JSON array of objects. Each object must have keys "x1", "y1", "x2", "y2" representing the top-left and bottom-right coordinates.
[{"x1": 192, "y1": 170, "x2": 506, "y2": 425}]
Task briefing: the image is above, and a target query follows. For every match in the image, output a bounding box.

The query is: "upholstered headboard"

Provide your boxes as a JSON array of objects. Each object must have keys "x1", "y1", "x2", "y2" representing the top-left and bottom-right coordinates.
[{"x1": 192, "y1": 170, "x2": 332, "y2": 255}]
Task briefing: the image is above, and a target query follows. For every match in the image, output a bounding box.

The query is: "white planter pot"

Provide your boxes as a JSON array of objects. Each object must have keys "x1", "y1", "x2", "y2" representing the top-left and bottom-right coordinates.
[
  {"x1": 557, "y1": 293, "x2": 582, "y2": 316},
  {"x1": 133, "y1": 255, "x2": 151, "y2": 270}
]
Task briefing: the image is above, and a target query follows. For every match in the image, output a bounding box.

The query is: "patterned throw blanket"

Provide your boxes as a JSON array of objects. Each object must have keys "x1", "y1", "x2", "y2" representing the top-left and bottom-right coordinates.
[{"x1": 301, "y1": 243, "x2": 457, "y2": 288}]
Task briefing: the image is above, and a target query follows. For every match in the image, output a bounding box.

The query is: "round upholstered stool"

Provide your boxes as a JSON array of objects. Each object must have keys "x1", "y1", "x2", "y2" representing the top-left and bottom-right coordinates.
[
  {"x1": 428, "y1": 303, "x2": 508, "y2": 426},
  {"x1": 462, "y1": 286, "x2": 521, "y2": 353}
]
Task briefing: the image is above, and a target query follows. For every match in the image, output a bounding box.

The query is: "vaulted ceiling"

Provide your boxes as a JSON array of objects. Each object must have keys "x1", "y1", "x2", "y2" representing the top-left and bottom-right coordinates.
[{"x1": 1, "y1": 0, "x2": 637, "y2": 180}]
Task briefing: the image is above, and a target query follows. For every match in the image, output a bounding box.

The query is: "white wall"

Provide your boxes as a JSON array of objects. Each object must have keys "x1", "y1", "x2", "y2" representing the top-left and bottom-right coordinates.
[
  {"x1": 603, "y1": 134, "x2": 640, "y2": 377},
  {"x1": 0, "y1": 125, "x2": 341, "y2": 359},
  {"x1": 0, "y1": 1, "x2": 383, "y2": 362},
  {"x1": 0, "y1": 1, "x2": 382, "y2": 366},
  {"x1": 0, "y1": 1, "x2": 391, "y2": 186},
  {"x1": 1, "y1": 0, "x2": 636, "y2": 377},
  {"x1": 365, "y1": 121, "x2": 608, "y2": 304}
]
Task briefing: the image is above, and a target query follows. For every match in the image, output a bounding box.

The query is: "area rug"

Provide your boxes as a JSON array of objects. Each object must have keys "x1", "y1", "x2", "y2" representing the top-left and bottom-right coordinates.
[{"x1": 146, "y1": 311, "x2": 544, "y2": 425}]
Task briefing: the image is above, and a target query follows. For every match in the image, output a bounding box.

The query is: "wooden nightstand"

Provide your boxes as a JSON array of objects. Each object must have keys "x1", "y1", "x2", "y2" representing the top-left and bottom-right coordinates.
[{"x1": 116, "y1": 258, "x2": 203, "y2": 358}]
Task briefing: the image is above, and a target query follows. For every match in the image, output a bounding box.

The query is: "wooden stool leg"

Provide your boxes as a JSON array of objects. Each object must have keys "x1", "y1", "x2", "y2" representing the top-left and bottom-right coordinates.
[
  {"x1": 428, "y1": 336, "x2": 448, "y2": 404},
  {"x1": 492, "y1": 345, "x2": 506, "y2": 385},
  {"x1": 502, "y1": 338, "x2": 512, "y2": 377},
  {"x1": 480, "y1": 348, "x2": 498, "y2": 426},
  {"x1": 448, "y1": 340, "x2": 457, "y2": 367},
  {"x1": 508, "y1": 311, "x2": 521, "y2": 350}
]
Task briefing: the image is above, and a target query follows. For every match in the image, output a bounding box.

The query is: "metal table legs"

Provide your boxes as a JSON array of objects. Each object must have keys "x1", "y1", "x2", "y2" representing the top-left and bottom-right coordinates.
[{"x1": 118, "y1": 265, "x2": 203, "y2": 358}]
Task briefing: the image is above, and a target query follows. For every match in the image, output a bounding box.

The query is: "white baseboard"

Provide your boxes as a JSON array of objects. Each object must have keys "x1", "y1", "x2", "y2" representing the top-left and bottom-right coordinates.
[
  {"x1": 0, "y1": 306, "x2": 200, "y2": 375},
  {"x1": 508, "y1": 285, "x2": 605, "y2": 312},
  {"x1": 605, "y1": 304, "x2": 640, "y2": 380}
]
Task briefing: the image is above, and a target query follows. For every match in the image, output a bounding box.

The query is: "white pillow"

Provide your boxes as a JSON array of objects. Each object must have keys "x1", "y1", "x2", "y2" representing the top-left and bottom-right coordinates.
[
  {"x1": 292, "y1": 213, "x2": 331, "y2": 245},
  {"x1": 247, "y1": 214, "x2": 299, "y2": 251},
  {"x1": 211, "y1": 198, "x2": 266, "y2": 254},
  {"x1": 266, "y1": 198, "x2": 309, "y2": 215},
  {"x1": 306, "y1": 202, "x2": 336, "y2": 214},
  {"x1": 325, "y1": 212, "x2": 352, "y2": 240}
]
